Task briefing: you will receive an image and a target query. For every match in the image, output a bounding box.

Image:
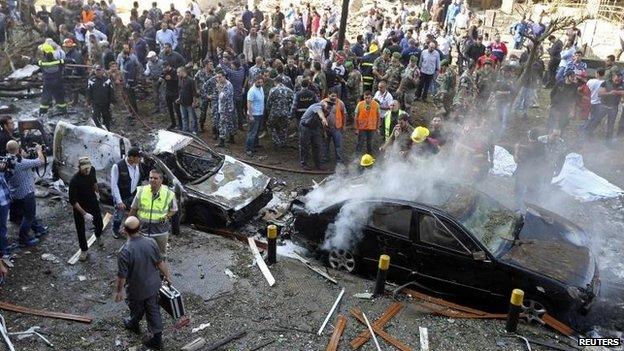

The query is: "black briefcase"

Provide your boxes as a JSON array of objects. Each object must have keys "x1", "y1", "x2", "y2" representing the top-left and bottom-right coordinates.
[{"x1": 159, "y1": 283, "x2": 185, "y2": 319}]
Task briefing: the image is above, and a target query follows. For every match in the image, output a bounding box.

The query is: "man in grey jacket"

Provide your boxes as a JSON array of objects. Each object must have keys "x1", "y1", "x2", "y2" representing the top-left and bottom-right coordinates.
[{"x1": 144, "y1": 51, "x2": 165, "y2": 113}]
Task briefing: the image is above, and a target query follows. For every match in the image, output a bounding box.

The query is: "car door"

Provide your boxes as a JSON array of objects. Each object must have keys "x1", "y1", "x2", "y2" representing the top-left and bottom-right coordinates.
[
  {"x1": 411, "y1": 211, "x2": 499, "y2": 298},
  {"x1": 361, "y1": 203, "x2": 416, "y2": 279}
]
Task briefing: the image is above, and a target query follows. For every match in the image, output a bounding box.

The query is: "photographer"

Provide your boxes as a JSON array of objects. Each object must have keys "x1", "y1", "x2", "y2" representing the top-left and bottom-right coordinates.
[
  {"x1": 0, "y1": 159, "x2": 10, "y2": 258},
  {"x1": 6, "y1": 140, "x2": 47, "y2": 247}
]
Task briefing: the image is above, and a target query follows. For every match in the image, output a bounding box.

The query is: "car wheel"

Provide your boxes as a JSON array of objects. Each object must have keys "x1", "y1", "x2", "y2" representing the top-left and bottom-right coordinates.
[
  {"x1": 327, "y1": 249, "x2": 359, "y2": 273},
  {"x1": 522, "y1": 296, "x2": 550, "y2": 324}
]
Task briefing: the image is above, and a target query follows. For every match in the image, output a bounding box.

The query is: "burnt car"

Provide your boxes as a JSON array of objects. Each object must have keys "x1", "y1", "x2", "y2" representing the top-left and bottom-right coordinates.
[
  {"x1": 53, "y1": 121, "x2": 272, "y2": 228},
  {"x1": 292, "y1": 184, "x2": 599, "y2": 325}
]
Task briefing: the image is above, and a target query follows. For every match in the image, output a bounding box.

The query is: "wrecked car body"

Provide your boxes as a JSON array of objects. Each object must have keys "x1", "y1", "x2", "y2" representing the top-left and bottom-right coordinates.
[
  {"x1": 53, "y1": 122, "x2": 272, "y2": 227},
  {"x1": 291, "y1": 183, "x2": 599, "y2": 325}
]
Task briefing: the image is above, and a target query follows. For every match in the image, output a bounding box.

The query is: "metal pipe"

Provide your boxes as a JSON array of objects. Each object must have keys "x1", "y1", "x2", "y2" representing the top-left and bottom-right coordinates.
[
  {"x1": 362, "y1": 312, "x2": 382, "y2": 351},
  {"x1": 317, "y1": 288, "x2": 345, "y2": 335},
  {"x1": 0, "y1": 314, "x2": 16, "y2": 351}
]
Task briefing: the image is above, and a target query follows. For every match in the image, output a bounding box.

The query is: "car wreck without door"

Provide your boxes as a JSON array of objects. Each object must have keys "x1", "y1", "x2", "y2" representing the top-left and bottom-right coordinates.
[{"x1": 53, "y1": 122, "x2": 272, "y2": 228}]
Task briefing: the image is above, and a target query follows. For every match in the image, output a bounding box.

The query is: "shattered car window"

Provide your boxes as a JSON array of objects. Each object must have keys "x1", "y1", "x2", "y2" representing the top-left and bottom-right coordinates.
[
  {"x1": 368, "y1": 205, "x2": 411, "y2": 238},
  {"x1": 159, "y1": 142, "x2": 222, "y2": 183},
  {"x1": 459, "y1": 196, "x2": 520, "y2": 255},
  {"x1": 434, "y1": 183, "x2": 521, "y2": 255}
]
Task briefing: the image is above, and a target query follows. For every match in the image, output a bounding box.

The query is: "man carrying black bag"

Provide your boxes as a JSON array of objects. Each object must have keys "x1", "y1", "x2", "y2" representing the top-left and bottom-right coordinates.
[{"x1": 115, "y1": 216, "x2": 171, "y2": 350}]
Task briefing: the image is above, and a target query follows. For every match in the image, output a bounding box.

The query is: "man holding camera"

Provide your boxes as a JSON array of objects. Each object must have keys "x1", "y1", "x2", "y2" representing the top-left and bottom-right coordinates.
[
  {"x1": 69, "y1": 157, "x2": 103, "y2": 261},
  {"x1": 6, "y1": 140, "x2": 47, "y2": 247},
  {"x1": 0, "y1": 161, "x2": 10, "y2": 258}
]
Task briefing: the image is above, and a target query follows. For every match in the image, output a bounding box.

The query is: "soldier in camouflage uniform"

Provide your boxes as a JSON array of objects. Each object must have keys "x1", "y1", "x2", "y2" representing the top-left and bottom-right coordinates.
[
  {"x1": 433, "y1": 60, "x2": 456, "y2": 117},
  {"x1": 383, "y1": 52, "x2": 403, "y2": 95},
  {"x1": 216, "y1": 71, "x2": 236, "y2": 147},
  {"x1": 475, "y1": 60, "x2": 498, "y2": 113},
  {"x1": 112, "y1": 17, "x2": 131, "y2": 54},
  {"x1": 179, "y1": 11, "x2": 200, "y2": 63},
  {"x1": 205, "y1": 72, "x2": 220, "y2": 139},
  {"x1": 372, "y1": 49, "x2": 391, "y2": 92},
  {"x1": 453, "y1": 62, "x2": 476, "y2": 120},
  {"x1": 345, "y1": 61, "x2": 362, "y2": 124},
  {"x1": 396, "y1": 55, "x2": 421, "y2": 109},
  {"x1": 194, "y1": 61, "x2": 214, "y2": 132},
  {"x1": 266, "y1": 77, "x2": 295, "y2": 147}
]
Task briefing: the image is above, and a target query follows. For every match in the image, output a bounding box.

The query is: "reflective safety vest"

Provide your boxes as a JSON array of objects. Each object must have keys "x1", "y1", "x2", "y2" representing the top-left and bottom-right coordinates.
[
  {"x1": 383, "y1": 109, "x2": 407, "y2": 140},
  {"x1": 38, "y1": 59, "x2": 64, "y2": 85},
  {"x1": 137, "y1": 185, "x2": 174, "y2": 223}
]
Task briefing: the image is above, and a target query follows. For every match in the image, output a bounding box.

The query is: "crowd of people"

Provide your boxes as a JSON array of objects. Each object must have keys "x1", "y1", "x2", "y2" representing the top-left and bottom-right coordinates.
[{"x1": 1, "y1": 0, "x2": 624, "y2": 348}]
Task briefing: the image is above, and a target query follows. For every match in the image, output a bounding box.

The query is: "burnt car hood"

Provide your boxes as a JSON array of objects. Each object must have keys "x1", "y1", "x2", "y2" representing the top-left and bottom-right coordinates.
[
  {"x1": 185, "y1": 155, "x2": 271, "y2": 211},
  {"x1": 500, "y1": 204, "x2": 595, "y2": 288}
]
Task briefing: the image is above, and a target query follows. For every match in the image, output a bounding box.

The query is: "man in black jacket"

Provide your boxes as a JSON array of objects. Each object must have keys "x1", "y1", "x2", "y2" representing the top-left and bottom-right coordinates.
[
  {"x1": 110, "y1": 147, "x2": 142, "y2": 239},
  {"x1": 86, "y1": 65, "x2": 116, "y2": 130},
  {"x1": 162, "y1": 63, "x2": 181, "y2": 129},
  {"x1": 69, "y1": 157, "x2": 103, "y2": 261}
]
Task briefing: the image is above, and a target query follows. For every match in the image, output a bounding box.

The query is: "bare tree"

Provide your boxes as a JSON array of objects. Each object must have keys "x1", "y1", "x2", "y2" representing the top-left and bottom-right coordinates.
[{"x1": 512, "y1": 14, "x2": 591, "y2": 99}]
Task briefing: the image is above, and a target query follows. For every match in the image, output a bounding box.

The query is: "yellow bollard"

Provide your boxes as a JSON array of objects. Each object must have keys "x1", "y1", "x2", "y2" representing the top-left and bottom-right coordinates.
[
  {"x1": 505, "y1": 289, "x2": 524, "y2": 333},
  {"x1": 373, "y1": 255, "x2": 390, "y2": 296}
]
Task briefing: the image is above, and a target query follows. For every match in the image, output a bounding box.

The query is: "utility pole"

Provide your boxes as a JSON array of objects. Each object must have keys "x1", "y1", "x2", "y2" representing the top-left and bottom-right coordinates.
[{"x1": 337, "y1": 0, "x2": 350, "y2": 50}]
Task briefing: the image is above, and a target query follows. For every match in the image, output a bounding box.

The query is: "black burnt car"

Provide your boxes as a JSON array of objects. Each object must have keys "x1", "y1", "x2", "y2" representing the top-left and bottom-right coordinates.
[{"x1": 291, "y1": 184, "x2": 600, "y2": 325}]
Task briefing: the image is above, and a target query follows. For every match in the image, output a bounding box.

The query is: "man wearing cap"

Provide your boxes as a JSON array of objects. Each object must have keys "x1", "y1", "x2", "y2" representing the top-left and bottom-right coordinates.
[
  {"x1": 111, "y1": 147, "x2": 142, "y2": 239},
  {"x1": 115, "y1": 216, "x2": 172, "y2": 350},
  {"x1": 384, "y1": 52, "x2": 404, "y2": 95},
  {"x1": 144, "y1": 51, "x2": 165, "y2": 114},
  {"x1": 373, "y1": 48, "x2": 391, "y2": 92},
  {"x1": 129, "y1": 169, "x2": 178, "y2": 257},
  {"x1": 86, "y1": 65, "x2": 115, "y2": 130},
  {"x1": 69, "y1": 157, "x2": 103, "y2": 261},
  {"x1": 38, "y1": 44, "x2": 67, "y2": 116},
  {"x1": 380, "y1": 114, "x2": 414, "y2": 154},
  {"x1": 434, "y1": 60, "x2": 456, "y2": 116}
]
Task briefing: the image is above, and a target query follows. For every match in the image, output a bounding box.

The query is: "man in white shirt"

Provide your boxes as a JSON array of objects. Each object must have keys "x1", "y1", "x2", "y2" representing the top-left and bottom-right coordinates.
[
  {"x1": 417, "y1": 41, "x2": 441, "y2": 101},
  {"x1": 374, "y1": 81, "x2": 394, "y2": 121},
  {"x1": 582, "y1": 67, "x2": 606, "y2": 135},
  {"x1": 305, "y1": 32, "x2": 328, "y2": 63},
  {"x1": 111, "y1": 147, "x2": 142, "y2": 239}
]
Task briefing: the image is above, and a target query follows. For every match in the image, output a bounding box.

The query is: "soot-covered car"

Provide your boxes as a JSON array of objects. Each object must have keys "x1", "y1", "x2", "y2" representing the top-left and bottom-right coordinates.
[
  {"x1": 291, "y1": 183, "x2": 599, "y2": 324},
  {"x1": 53, "y1": 121, "x2": 272, "y2": 229}
]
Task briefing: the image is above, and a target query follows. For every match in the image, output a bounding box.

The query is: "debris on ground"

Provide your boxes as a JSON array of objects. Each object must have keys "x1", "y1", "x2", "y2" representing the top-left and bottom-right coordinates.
[
  {"x1": 224, "y1": 268, "x2": 238, "y2": 279},
  {"x1": 40, "y1": 253, "x2": 60, "y2": 263},
  {"x1": 247, "y1": 237, "x2": 275, "y2": 286},
  {"x1": 317, "y1": 288, "x2": 345, "y2": 335},
  {"x1": 0, "y1": 301, "x2": 93, "y2": 323},
  {"x1": 191, "y1": 322, "x2": 211, "y2": 333}
]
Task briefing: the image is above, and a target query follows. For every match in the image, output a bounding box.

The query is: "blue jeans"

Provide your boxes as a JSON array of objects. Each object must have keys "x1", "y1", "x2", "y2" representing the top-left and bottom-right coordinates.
[
  {"x1": 113, "y1": 196, "x2": 134, "y2": 235},
  {"x1": 0, "y1": 204, "x2": 8, "y2": 256},
  {"x1": 180, "y1": 105, "x2": 198, "y2": 133},
  {"x1": 323, "y1": 128, "x2": 343, "y2": 163},
  {"x1": 246, "y1": 114, "x2": 264, "y2": 153},
  {"x1": 18, "y1": 192, "x2": 45, "y2": 243},
  {"x1": 584, "y1": 104, "x2": 618, "y2": 140}
]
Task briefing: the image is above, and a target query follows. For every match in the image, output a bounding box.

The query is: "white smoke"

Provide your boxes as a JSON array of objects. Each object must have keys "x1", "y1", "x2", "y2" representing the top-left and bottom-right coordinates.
[
  {"x1": 303, "y1": 140, "x2": 480, "y2": 251},
  {"x1": 322, "y1": 202, "x2": 374, "y2": 251}
]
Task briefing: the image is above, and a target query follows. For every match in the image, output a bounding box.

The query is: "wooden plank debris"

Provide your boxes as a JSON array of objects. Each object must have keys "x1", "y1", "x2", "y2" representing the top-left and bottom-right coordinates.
[
  {"x1": 542, "y1": 314, "x2": 575, "y2": 336},
  {"x1": 350, "y1": 302, "x2": 404, "y2": 349},
  {"x1": 350, "y1": 308, "x2": 413, "y2": 351},
  {"x1": 247, "y1": 237, "x2": 275, "y2": 287},
  {"x1": 318, "y1": 288, "x2": 346, "y2": 335},
  {"x1": 326, "y1": 315, "x2": 348, "y2": 351},
  {"x1": 402, "y1": 288, "x2": 490, "y2": 316},
  {"x1": 67, "y1": 212, "x2": 112, "y2": 265},
  {"x1": 0, "y1": 301, "x2": 93, "y2": 324},
  {"x1": 419, "y1": 327, "x2": 429, "y2": 351},
  {"x1": 291, "y1": 252, "x2": 338, "y2": 284}
]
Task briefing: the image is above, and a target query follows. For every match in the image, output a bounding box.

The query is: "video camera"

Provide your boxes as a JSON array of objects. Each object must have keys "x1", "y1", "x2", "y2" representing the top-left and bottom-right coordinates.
[{"x1": 0, "y1": 155, "x2": 16, "y2": 172}]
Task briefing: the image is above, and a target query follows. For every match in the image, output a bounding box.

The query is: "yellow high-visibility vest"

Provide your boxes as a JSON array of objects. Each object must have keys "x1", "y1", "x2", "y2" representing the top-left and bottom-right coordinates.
[{"x1": 137, "y1": 185, "x2": 174, "y2": 222}]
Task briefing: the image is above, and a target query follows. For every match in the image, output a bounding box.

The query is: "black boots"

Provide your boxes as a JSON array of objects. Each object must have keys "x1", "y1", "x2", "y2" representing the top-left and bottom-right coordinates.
[
  {"x1": 123, "y1": 318, "x2": 140, "y2": 334},
  {"x1": 216, "y1": 138, "x2": 225, "y2": 147},
  {"x1": 143, "y1": 332, "x2": 163, "y2": 350}
]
